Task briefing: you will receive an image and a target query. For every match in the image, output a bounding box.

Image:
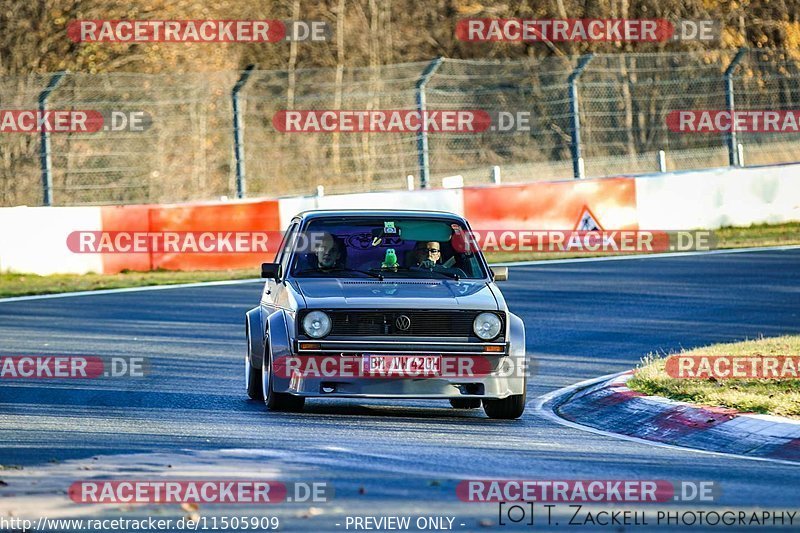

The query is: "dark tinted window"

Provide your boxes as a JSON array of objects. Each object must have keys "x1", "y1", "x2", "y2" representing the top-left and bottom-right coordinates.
[{"x1": 290, "y1": 217, "x2": 486, "y2": 280}]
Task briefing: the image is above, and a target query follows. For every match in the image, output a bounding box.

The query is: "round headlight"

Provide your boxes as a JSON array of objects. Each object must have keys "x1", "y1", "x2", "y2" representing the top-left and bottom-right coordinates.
[
  {"x1": 303, "y1": 311, "x2": 332, "y2": 338},
  {"x1": 473, "y1": 312, "x2": 502, "y2": 340}
]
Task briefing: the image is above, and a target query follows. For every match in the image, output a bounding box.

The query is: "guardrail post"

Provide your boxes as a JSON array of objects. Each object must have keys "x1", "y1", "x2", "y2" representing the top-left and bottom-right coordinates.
[
  {"x1": 38, "y1": 71, "x2": 66, "y2": 206},
  {"x1": 658, "y1": 150, "x2": 667, "y2": 172},
  {"x1": 415, "y1": 57, "x2": 444, "y2": 189},
  {"x1": 568, "y1": 54, "x2": 593, "y2": 179},
  {"x1": 232, "y1": 64, "x2": 256, "y2": 199},
  {"x1": 724, "y1": 48, "x2": 748, "y2": 167}
]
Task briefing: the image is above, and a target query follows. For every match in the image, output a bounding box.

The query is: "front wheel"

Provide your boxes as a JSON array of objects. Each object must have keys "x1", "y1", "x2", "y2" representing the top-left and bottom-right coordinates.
[
  {"x1": 262, "y1": 352, "x2": 305, "y2": 412},
  {"x1": 483, "y1": 393, "x2": 526, "y2": 419}
]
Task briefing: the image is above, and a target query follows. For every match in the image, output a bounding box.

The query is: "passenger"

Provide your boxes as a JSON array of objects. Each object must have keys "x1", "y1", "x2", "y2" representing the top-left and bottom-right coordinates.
[{"x1": 413, "y1": 241, "x2": 441, "y2": 269}]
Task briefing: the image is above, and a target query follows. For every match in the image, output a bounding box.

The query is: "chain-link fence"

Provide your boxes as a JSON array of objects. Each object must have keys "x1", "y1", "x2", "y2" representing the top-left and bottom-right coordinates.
[
  {"x1": 2, "y1": 49, "x2": 799, "y2": 207},
  {"x1": 241, "y1": 62, "x2": 430, "y2": 198}
]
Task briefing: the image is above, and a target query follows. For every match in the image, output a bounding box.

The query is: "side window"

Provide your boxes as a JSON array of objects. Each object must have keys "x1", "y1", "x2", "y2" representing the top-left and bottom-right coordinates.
[
  {"x1": 274, "y1": 222, "x2": 299, "y2": 274},
  {"x1": 278, "y1": 222, "x2": 300, "y2": 279}
]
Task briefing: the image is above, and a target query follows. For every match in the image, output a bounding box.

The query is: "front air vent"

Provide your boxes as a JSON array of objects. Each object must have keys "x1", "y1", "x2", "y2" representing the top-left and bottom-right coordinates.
[{"x1": 324, "y1": 310, "x2": 487, "y2": 336}]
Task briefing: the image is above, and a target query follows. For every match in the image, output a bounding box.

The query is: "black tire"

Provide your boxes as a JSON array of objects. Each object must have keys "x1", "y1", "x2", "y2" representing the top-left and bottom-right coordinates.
[
  {"x1": 482, "y1": 393, "x2": 526, "y2": 419},
  {"x1": 246, "y1": 357, "x2": 262, "y2": 400},
  {"x1": 245, "y1": 328, "x2": 263, "y2": 400},
  {"x1": 262, "y1": 351, "x2": 305, "y2": 412},
  {"x1": 449, "y1": 398, "x2": 481, "y2": 409}
]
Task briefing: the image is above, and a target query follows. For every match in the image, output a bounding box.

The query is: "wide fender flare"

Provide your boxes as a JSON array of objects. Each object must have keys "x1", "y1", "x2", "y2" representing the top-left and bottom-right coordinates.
[
  {"x1": 245, "y1": 307, "x2": 265, "y2": 369},
  {"x1": 265, "y1": 309, "x2": 293, "y2": 371},
  {"x1": 247, "y1": 307, "x2": 291, "y2": 370},
  {"x1": 507, "y1": 311, "x2": 528, "y2": 376}
]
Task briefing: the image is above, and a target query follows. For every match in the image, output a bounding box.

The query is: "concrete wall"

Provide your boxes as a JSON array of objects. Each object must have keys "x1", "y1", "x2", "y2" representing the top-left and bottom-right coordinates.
[
  {"x1": 635, "y1": 164, "x2": 800, "y2": 230},
  {"x1": 0, "y1": 206, "x2": 104, "y2": 275}
]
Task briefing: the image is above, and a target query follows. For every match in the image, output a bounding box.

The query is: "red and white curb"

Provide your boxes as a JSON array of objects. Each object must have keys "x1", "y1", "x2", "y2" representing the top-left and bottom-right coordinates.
[{"x1": 546, "y1": 371, "x2": 800, "y2": 463}]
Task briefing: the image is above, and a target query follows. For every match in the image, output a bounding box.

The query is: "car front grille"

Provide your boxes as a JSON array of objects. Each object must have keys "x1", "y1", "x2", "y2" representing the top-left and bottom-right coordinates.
[{"x1": 320, "y1": 310, "x2": 491, "y2": 337}]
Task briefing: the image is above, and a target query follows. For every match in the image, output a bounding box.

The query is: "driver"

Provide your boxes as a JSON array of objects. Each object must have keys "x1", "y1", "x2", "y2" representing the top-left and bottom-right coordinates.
[
  {"x1": 313, "y1": 232, "x2": 344, "y2": 271},
  {"x1": 413, "y1": 241, "x2": 441, "y2": 269}
]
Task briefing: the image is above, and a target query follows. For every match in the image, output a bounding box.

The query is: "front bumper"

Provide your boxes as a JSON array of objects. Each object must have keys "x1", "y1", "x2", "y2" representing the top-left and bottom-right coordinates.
[
  {"x1": 270, "y1": 351, "x2": 527, "y2": 399},
  {"x1": 296, "y1": 338, "x2": 507, "y2": 355}
]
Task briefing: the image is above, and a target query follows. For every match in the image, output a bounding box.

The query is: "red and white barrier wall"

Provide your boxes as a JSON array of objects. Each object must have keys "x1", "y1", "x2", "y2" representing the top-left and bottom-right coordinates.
[
  {"x1": 1, "y1": 164, "x2": 798, "y2": 275},
  {"x1": 463, "y1": 177, "x2": 637, "y2": 230}
]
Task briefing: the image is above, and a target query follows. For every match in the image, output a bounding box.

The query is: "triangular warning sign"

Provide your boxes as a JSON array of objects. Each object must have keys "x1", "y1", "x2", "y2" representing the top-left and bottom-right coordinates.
[{"x1": 575, "y1": 206, "x2": 603, "y2": 231}]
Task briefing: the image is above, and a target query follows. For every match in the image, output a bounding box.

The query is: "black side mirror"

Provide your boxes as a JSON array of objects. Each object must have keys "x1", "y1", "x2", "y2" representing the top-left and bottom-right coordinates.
[{"x1": 261, "y1": 262, "x2": 281, "y2": 279}]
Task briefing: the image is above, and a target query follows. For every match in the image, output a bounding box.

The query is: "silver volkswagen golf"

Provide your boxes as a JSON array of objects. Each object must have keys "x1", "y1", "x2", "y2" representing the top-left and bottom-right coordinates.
[{"x1": 244, "y1": 210, "x2": 527, "y2": 419}]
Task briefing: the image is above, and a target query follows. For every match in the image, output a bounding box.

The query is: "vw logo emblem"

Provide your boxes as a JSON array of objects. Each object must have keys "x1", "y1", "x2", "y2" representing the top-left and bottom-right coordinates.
[{"x1": 395, "y1": 315, "x2": 412, "y2": 331}]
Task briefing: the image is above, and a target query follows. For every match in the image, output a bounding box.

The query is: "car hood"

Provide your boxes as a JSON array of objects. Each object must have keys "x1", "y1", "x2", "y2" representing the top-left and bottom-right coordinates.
[{"x1": 293, "y1": 278, "x2": 499, "y2": 310}]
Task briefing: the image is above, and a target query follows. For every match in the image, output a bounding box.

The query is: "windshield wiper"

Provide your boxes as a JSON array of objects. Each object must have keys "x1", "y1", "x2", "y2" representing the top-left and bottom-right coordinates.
[
  {"x1": 402, "y1": 266, "x2": 461, "y2": 281},
  {"x1": 293, "y1": 268, "x2": 385, "y2": 280},
  {"x1": 354, "y1": 269, "x2": 385, "y2": 280},
  {"x1": 329, "y1": 268, "x2": 386, "y2": 280},
  {"x1": 429, "y1": 270, "x2": 460, "y2": 281}
]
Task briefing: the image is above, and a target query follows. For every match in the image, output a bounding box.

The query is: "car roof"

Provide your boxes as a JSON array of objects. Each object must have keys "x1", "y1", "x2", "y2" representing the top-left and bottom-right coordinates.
[{"x1": 293, "y1": 209, "x2": 466, "y2": 222}]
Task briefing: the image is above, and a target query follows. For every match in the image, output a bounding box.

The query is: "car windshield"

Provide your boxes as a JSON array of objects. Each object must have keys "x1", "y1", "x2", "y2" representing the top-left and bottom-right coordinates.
[{"x1": 290, "y1": 217, "x2": 487, "y2": 280}]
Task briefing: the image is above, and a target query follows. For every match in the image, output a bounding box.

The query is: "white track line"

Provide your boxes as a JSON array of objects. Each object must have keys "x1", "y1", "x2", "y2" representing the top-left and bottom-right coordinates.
[
  {"x1": 1, "y1": 244, "x2": 797, "y2": 304},
  {"x1": 0, "y1": 278, "x2": 262, "y2": 303},
  {"x1": 493, "y1": 244, "x2": 800, "y2": 267},
  {"x1": 530, "y1": 373, "x2": 800, "y2": 467}
]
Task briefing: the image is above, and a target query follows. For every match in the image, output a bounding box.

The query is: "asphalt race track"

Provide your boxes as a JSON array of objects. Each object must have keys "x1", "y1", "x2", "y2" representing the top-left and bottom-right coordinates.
[{"x1": 1, "y1": 248, "x2": 799, "y2": 531}]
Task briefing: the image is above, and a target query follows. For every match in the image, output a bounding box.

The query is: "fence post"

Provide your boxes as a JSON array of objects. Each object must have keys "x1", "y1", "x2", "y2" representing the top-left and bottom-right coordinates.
[
  {"x1": 658, "y1": 150, "x2": 667, "y2": 172},
  {"x1": 568, "y1": 54, "x2": 593, "y2": 179},
  {"x1": 491, "y1": 165, "x2": 501, "y2": 184},
  {"x1": 232, "y1": 64, "x2": 255, "y2": 199},
  {"x1": 415, "y1": 57, "x2": 444, "y2": 189},
  {"x1": 724, "y1": 48, "x2": 748, "y2": 167},
  {"x1": 38, "y1": 71, "x2": 66, "y2": 206}
]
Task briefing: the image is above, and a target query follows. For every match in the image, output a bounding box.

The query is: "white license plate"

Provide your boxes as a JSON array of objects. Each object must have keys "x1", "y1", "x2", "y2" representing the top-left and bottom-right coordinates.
[{"x1": 362, "y1": 355, "x2": 441, "y2": 377}]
